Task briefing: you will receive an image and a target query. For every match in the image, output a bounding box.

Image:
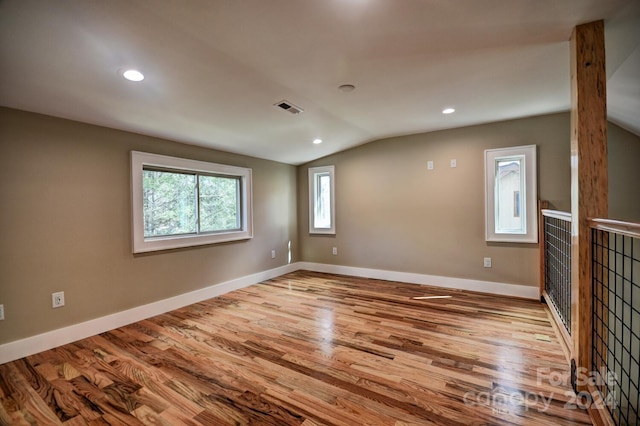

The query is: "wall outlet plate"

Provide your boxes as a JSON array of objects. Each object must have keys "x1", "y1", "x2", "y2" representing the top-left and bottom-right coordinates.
[
  {"x1": 483, "y1": 257, "x2": 492, "y2": 268},
  {"x1": 271, "y1": 249, "x2": 276, "y2": 259},
  {"x1": 450, "y1": 159, "x2": 457, "y2": 168},
  {"x1": 427, "y1": 161, "x2": 434, "y2": 170},
  {"x1": 52, "y1": 291, "x2": 65, "y2": 308},
  {"x1": 0, "y1": 304, "x2": 4, "y2": 320},
  {"x1": 332, "y1": 247, "x2": 338, "y2": 255}
]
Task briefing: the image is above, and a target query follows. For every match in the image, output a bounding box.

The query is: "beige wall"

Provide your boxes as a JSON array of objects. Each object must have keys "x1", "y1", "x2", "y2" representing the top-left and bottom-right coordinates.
[
  {"x1": 298, "y1": 114, "x2": 640, "y2": 289},
  {"x1": 609, "y1": 122, "x2": 640, "y2": 222},
  {"x1": 0, "y1": 108, "x2": 298, "y2": 344},
  {"x1": 298, "y1": 113, "x2": 572, "y2": 288},
  {"x1": 1, "y1": 108, "x2": 637, "y2": 345}
]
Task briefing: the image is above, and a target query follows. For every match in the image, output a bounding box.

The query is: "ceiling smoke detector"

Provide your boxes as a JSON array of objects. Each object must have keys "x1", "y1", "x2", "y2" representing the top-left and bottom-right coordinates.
[{"x1": 274, "y1": 100, "x2": 304, "y2": 115}]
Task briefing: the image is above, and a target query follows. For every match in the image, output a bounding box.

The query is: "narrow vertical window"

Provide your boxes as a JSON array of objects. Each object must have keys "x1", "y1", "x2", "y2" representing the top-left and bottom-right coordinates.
[
  {"x1": 309, "y1": 165, "x2": 335, "y2": 234},
  {"x1": 485, "y1": 145, "x2": 537, "y2": 243}
]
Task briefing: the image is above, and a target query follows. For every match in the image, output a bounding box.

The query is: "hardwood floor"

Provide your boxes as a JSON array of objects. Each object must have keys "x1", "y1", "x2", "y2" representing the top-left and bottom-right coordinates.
[{"x1": 0, "y1": 271, "x2": 592, "y2": 425}]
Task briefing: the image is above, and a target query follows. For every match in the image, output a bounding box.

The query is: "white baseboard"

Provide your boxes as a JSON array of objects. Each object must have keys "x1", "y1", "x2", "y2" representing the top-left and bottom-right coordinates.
[
  {"x1": 297, "y1": 262, "x2": 539, "y2": 300},
  {"x1": 0, "y1": 263, "x2": 298, "y2": 365},
  {"x1": 0, "y1": 261, "x2": 537, "y2": 364}
]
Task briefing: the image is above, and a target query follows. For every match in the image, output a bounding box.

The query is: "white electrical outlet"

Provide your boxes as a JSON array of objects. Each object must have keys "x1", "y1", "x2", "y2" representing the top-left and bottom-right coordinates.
[
  {"x1": 0, "y1": 304, "x2": 4, "y2": 320},
  {"x1": 52, "y1": 291, "x2": 65, "y2": 308},
  {"x1": 450, "y1": 159, "x2": 457, "y2": 168},
  {"x1": 332, "y1": 247, "x2": 338, "y2": 255},
  {"x1": 427, "y1": 161, "x2": 434, "y2": 170},
  {"x1": 271, "y1": 249, "x2": 276, "y2": 259},
  {"x1": 483, "y1": 257, "x2": 492, "y2": 268}
]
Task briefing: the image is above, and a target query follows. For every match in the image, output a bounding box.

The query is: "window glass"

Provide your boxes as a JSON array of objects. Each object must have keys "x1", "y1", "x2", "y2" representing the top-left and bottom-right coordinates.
[
  {"x1": 199, "y1": 175, "x2": 241, "y2": 232},
  {"x1": 314, "y1": 173, "x2": 332, "y2": 229},
  {"x1": 495, "y1": 157, "x2": 524, "y2": 234},
  {"x1": 143, "y1": 170, "x2": 197, "y2": 237}
]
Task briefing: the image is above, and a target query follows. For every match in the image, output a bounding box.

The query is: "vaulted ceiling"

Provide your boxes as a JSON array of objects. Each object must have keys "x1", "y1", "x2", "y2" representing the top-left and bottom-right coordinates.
[{"x1": 1, "y1": 0, "x2": 638, "y2": 165}]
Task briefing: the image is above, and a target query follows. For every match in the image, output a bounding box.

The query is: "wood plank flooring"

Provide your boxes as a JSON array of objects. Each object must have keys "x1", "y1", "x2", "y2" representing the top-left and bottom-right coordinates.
[{"x1": 0, "y1": 271, "x2": 592, "y2": 425}]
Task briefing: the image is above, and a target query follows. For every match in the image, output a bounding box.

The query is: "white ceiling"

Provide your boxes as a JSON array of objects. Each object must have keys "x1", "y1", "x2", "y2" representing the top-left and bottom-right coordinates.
[{"x1": 1, "y1": 0, "x2": 638, "y2": 165}]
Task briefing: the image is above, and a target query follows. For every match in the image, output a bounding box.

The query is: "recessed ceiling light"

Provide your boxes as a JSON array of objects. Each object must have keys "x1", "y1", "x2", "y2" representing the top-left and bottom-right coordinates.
[
  {"x1": 338, "y1": 84, "x2": 356, "y2": 92},
  {"x1": 313, "y1": 138, "x2": 323, "y2": 144},
  {"x1": 123, "y1": 69, "x2": 144, "y2": 82},
  {"x1": 442, "y1": 107, "x2": 455, "y2": 114}
]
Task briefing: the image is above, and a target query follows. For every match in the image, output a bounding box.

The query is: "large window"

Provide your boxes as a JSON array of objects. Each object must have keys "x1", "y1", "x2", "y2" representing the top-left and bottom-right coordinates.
[
  {"x1": 308, "y1": 165, "x2": 335, "y2": 234},
  {"x1": 131, "y1": 151, "x2": 252, "y2": 253},
  {"x1": 484, "y1": 145, "x2": 537, "y2": 243}
]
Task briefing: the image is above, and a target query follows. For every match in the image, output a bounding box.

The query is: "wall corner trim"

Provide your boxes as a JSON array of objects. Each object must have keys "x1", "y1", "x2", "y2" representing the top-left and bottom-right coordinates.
[{"x1": 0, "y1": 262, "x2": 537, "y2": 364}]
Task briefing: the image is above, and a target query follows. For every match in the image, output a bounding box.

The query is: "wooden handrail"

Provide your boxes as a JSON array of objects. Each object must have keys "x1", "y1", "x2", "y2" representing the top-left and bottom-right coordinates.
[
  {"x1": 541, "y1": 209, "x2": 572, "y2": 222},
  {"x1": 590, "y1": 218, "x2": 640, "y2": 239}
]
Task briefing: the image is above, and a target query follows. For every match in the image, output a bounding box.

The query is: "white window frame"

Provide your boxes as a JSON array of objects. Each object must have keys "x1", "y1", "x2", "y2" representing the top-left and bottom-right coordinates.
[
  {"x1": 308, "y1": 165, "x2": 335, "y2": 234},
  {"x1": 131, "y1": 151, "x2": 252, "y2": 253},
  {"x1": 484, "y1": 145, "x2": 537, "y2": 243}
]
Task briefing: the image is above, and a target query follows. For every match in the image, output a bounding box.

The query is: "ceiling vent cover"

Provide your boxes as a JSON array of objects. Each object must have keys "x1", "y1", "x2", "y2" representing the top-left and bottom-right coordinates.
[{"x1": 274, "y1": 100, "x2": 304, "y2": 115}]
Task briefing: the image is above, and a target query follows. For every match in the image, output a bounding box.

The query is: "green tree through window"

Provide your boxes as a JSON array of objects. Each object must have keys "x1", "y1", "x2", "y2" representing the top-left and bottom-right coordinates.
[
  {"x1": 199, "y1": 175, "x2": 240, "y2": 232},
  {"x1": 143, "y1": 169, "x2": 241, "y2": 238}
]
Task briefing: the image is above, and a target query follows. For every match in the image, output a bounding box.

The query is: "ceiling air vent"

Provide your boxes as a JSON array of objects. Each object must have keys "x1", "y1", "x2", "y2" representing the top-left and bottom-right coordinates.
[{"x1": 274, "y1": 100, "x2": 304, "y2": 115}]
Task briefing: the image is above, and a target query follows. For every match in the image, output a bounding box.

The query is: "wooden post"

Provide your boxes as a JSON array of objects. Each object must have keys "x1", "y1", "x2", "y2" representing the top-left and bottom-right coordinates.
[
  {"x1": 539, "y1": 200, "x2": 549, "y2": 300},
  {"x1": 569, "y1": 20, "x2": 608, "y2": 393}
]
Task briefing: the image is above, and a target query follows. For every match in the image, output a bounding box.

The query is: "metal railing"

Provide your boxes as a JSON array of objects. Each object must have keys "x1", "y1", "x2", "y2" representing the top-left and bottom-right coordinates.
[
  {"x1": 541, "y1": 209, "x2": 572, "y2": 344},
  {"x1": 591, "y1": 219, "x2": 640, "y2": 426}
]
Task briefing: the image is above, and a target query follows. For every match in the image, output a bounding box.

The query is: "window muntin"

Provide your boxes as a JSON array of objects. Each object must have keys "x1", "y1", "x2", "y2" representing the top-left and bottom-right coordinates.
[
  {"x1": 485, "y1": 145, "x2": 537, "y2": 243},
  {"x1": 309, "y1": 165, "x2": 335, "y2": 234},
  {"x1": 131, "y1": 151, "x2": 252, "y2": 253}
]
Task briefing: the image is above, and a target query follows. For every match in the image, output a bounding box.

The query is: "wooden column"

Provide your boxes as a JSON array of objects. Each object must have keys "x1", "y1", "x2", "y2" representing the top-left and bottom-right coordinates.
[
  {"x1": 538, "y1": 200, "x2": 549, "y2": 300},
  {"x1": 569, "y1": 20, "x2": 607, "y2": 389}
]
